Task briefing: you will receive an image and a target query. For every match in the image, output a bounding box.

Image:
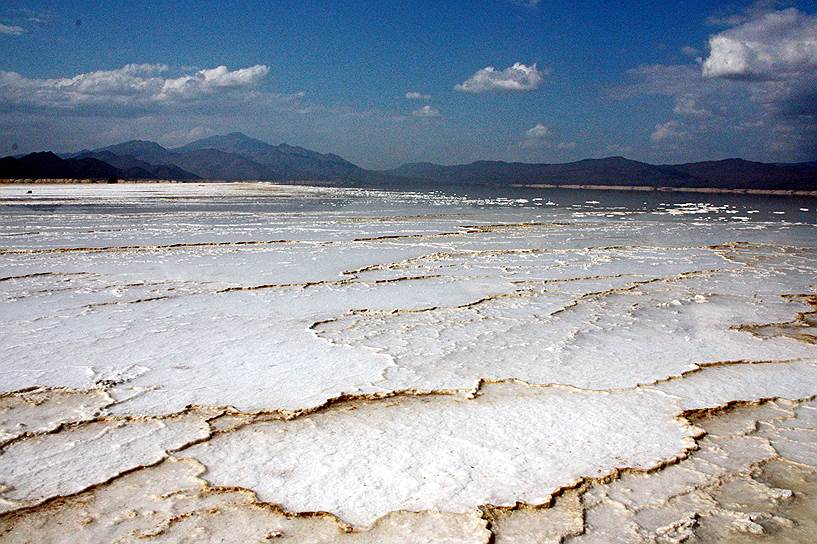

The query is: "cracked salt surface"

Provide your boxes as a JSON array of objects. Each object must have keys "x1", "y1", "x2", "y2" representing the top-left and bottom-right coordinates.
[{"x1": 1, "y1": 183, "x2": 816, "y2": 541}]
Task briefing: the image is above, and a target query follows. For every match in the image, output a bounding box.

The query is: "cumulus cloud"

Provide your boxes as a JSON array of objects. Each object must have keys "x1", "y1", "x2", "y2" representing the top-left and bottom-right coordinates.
[
  {"x1": 0, "y1": 64, "x2": 272, "y2": 110},
  {"x1": 612, "y1": 7, "x2": 817, "y2": 159},
  {"x1": 0, "y1": 23, "x2": 26, "y2": 35},
  {"x1": 650, "y1": 120, "x2": 686, "y2": 142},
  {"x1": 526, "y1": 123, "x2": 550, "y2": 138},
  {"x1": 412, "y1": 105, "x2": 440, "y2": 117},
  {"x1": 405, "y1": 91, "x2": 431, "y2": 100},
  {"x1": 702, "y1": 8, "x2": 817, "y2": 80},
  {"x1": 520, "y1": 123, "x2": 576, "y2": 152},
  {"x1": 612, "y1": 63, "x2": 736, "y2": 119},
  {"x1": 454, "y1": 62, "x2": 547, "y2": 93}
]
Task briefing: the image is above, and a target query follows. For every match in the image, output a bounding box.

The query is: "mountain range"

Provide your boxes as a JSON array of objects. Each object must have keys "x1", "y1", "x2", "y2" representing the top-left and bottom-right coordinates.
[{"x1": 1, "y1": 132, "x2": 816, "y2": 191}]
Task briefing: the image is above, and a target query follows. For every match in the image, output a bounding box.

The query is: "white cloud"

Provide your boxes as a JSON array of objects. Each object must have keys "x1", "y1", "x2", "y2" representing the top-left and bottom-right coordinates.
[
  {"x1": 521, "y1": 123, "x2": 576, "y2": 151},
  {"x1": 526, "y1": 123, "x2": 550, "y2": 138},
  {"x1": 412, "y1": 105, "x2": 440, "y2": 117},
  {"x1": 508, "y1": 0, "x2": 541, "y2": 7},
  {"x1": 702, "y1": 8, "x2": 817, "y2": 80},
  {"x1": 405, "y1": 91, "x2": 431, "y2": 100},
  {"x1": 0, "y1": 64, "x2": 272, "y2": 110},
  {"x1": 681, "y1": 45, "x2": 700, "y2": 57},
  {"x1": 0, "y1": 23, "x2": 26, "y2": 36},
  {"x1": 650, "y1": 120, "x2": 685, "y2": 142},
  {"x1": 454, "y1": 62, "x2": 547, "y2": 93},
  {"x1": 160, "y1": 126, "x2": 216, "y2": 146},
  {"x1": 613, "y1": 8, "x2": 817, "y2": 159}
]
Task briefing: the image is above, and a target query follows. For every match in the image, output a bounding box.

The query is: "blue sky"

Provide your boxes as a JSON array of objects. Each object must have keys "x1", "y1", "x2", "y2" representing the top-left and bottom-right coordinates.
[{"x1": 1, "y1": 1, "x2": 816, "y2": 168}]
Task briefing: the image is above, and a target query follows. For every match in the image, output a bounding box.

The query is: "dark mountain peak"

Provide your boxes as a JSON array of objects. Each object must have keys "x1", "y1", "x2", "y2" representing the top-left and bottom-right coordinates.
[
  {"x1": 175, "y1": 132, "x2": 270, "y2": 154},
  {"x1": 168, "y1": 132, "x2": 362, "y2": 179},
  {"x1": 97, "y1": 140, "x2": 173, "y2": 161},
  {"x1": 94, "y1": 140, "x2": 178, "y2": 166},
  {"x1": 1, "y1": 151, "x2": 121, "y2": 180},
  {"x1": 673, "y1": 157, "x2": 756, "y2": 167},
  {"x1": 22, "y1": 151, "x2": 62, "y2": 161}
]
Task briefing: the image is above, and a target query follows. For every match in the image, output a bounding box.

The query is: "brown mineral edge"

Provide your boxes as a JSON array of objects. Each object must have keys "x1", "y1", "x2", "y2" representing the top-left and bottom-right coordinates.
[{"x1": 2, "y1": 395, "x2": 816, "y2": 543}]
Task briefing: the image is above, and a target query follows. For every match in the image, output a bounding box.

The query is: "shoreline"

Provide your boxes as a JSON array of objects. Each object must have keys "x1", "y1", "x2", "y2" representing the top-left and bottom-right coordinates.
[
  {"x1": 511, "y1": 183, "x2": 817, "y2": 197},
  {"x1": 1, "y1": 179, "x2": 815, "y2": 197},
  {"x1": 0, "y1": 178, "x2": 185, "y2": 184}
]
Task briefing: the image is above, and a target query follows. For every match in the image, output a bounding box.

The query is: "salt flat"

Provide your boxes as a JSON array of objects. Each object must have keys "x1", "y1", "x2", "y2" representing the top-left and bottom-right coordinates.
[{"x1": 1, "y1": 183, "x2": 816, "y2": 542}]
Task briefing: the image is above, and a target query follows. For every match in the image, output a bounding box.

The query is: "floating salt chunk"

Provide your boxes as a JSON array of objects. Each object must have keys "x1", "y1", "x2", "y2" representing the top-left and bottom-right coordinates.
[
  {"x1": 693, "y1": 294, "x2": 707, "y2": 304},
  {"x1": 800, "y1": 208, "x2": 809, "y2": 212},
  {"x1": 773, "y1": 211, "x2": 785, "y2": 215}
]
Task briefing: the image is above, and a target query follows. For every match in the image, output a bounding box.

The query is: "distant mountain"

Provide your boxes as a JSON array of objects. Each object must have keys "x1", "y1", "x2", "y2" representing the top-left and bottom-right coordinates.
[
  {"x1": 3, "y1": 134, "x2": 816, "y2": 190},
  {"x1": 0, "y1": 152, "x2": 124, "y2": 180},
  {"x1": 169, "y1": 148, "x2": 270, "y2": 181},
  {"x1": 669, "y1": 159, "x2": 817, "y2": 189},
  {"x1": 172, "y1": 132, "x2": 366, "y2": 180},
  {"x1": 384, "y1": 157, "x2": 691, "y2": 186},
  {"x1": 383, "y1": 157, "x2": 817, "y2": 191},
  {"x1": 174, "y1": 132, "x2": 278, "y2": 155},
  {"x1": 74, "y1": 150, "x2": 200, "y2": 180},
  {"x1": 73, "y1": 132, "x2": 372, "y2": 182},
  {"x1": 94, "y1": 140, "x2": 180, "y2": 166}
]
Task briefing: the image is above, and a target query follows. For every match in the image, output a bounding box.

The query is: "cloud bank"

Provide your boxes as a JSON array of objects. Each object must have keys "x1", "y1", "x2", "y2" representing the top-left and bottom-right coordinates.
[
  {"x1": 0, "y1": 64, "x2": 272, "y2": 110},
  {"x1": 613, "y1": 6, "x2": 817, "y2": 159},
  {"x1": 702, "y1": 8, "x2": 817, "y2": 81},
  {"x1": 455, "y1": 62, "x2": 546, "y2": 93},
  {"x1": 405, "y1": 91, "x2": 431, "y2": 100}
]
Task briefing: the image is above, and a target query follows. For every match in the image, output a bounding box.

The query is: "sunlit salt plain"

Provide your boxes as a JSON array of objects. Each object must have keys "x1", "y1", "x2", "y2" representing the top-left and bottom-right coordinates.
[{"x1": 1, "y1": 183, "x2": 816, "y2": 542}]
